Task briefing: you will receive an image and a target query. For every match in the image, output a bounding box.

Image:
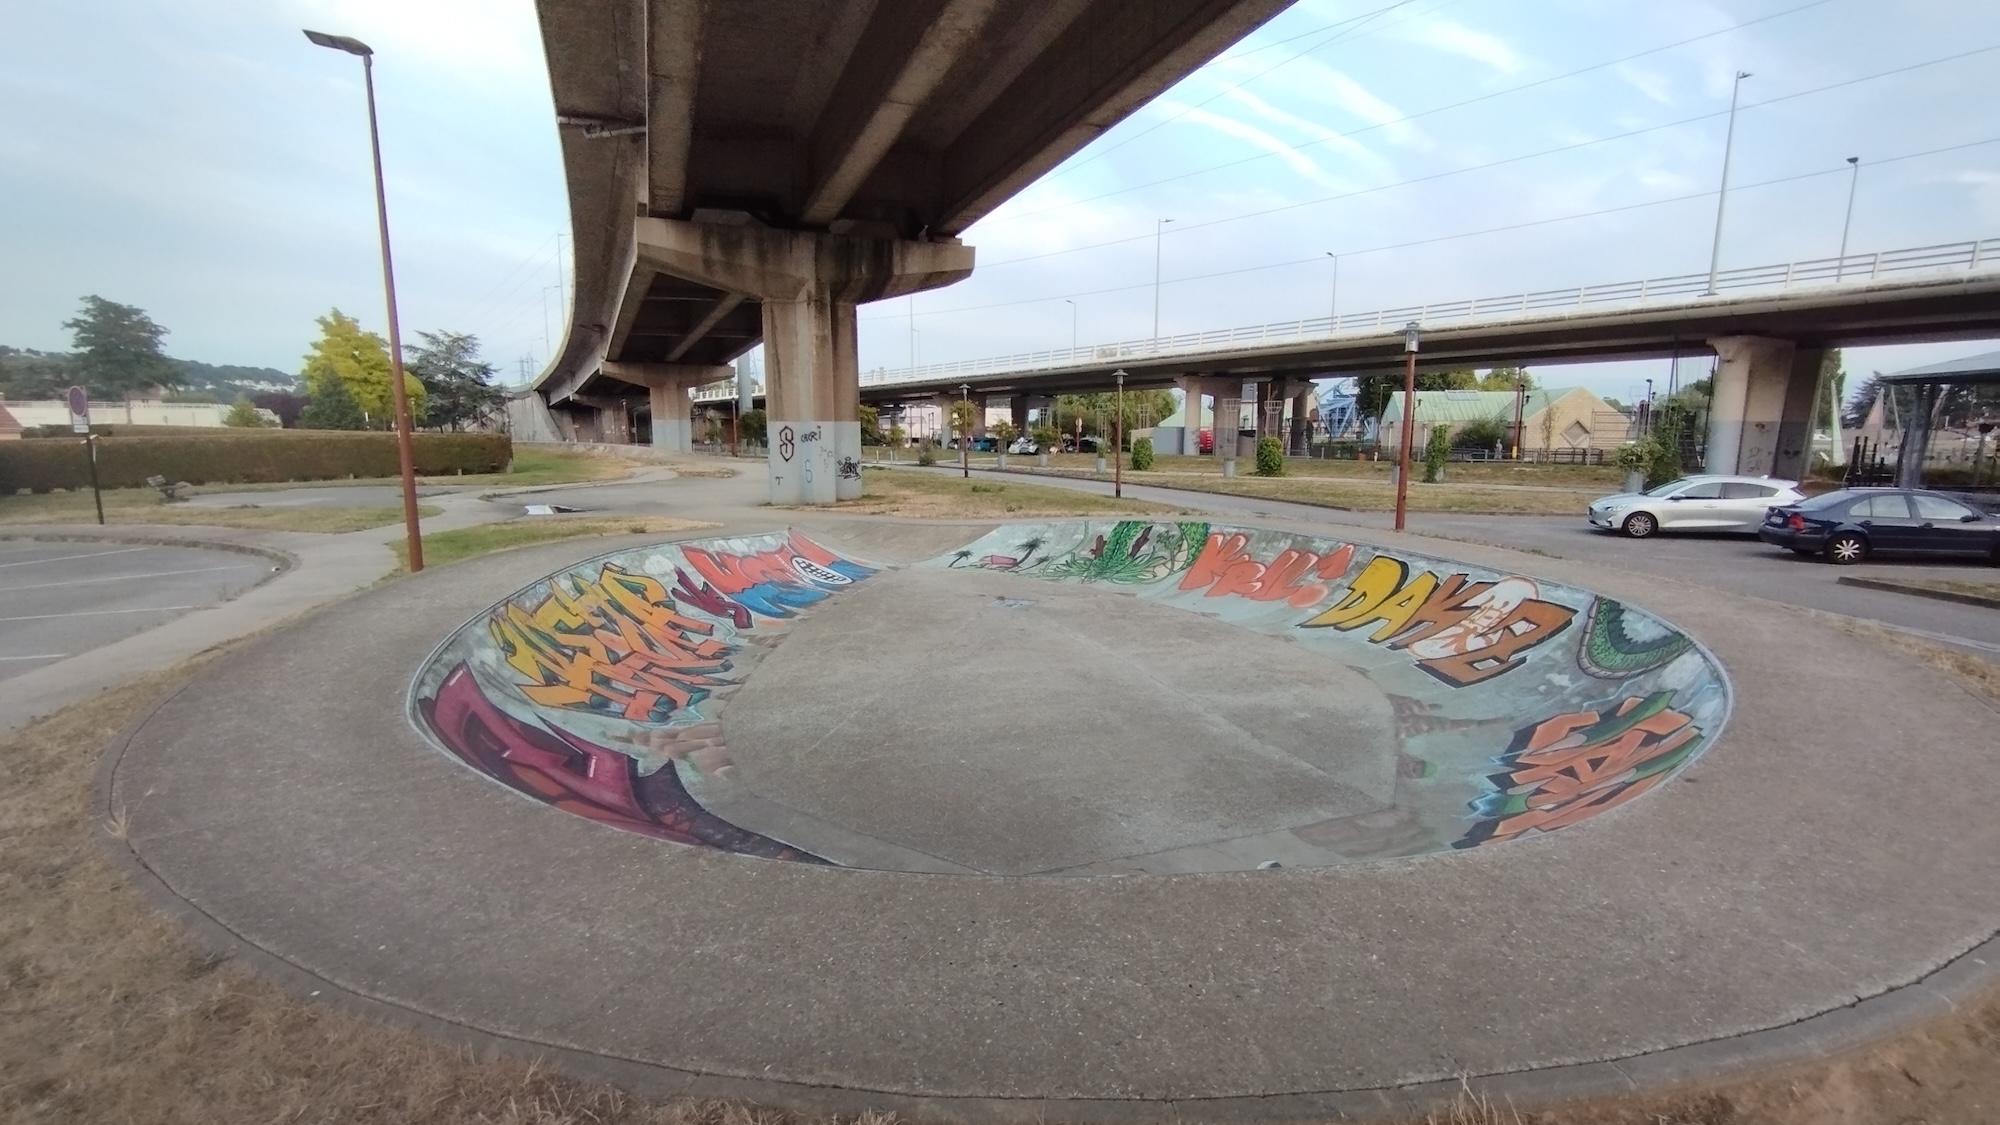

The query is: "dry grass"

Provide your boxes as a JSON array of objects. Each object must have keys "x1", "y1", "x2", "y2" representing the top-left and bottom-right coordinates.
[
  {"x1": 0, "y1": 490, "x2": 443, "y2": 532},
  {"x1": 395, "y1": 517, "x2": 720, "y2": 570},
  {"x1": 815, "y1": 468, "x2": 1181, "y2": 518},
  {"x1": 3, "y1": 612, "x2": 1999, "y2": 1124},
  {"x1": 1125, "y1": 473, "x2": 1598, "y2": 516}
]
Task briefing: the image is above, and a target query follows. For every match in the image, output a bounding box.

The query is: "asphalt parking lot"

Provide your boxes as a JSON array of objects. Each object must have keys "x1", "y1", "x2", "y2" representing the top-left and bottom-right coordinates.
[{"x1": 0, "y1": 541, "x2": 273, "y2": 682}]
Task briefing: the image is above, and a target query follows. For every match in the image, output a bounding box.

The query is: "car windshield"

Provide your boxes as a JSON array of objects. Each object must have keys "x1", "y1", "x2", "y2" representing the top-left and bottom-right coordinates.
[{"x1": 1642, "y1": 478, "x2": 1692, "y2": 497}]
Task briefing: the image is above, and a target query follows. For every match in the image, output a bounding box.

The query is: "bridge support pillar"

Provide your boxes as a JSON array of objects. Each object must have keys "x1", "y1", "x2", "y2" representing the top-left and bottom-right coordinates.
[
  {"x1": 600, "y1": 361, "x2": 730, "y2": 452},
  {"x1": 1706, "y1": 337, "x2": 1823, "y2": 480},
  {"x1": 635, "y1": 217, "x2": 974, "y2": 503}
]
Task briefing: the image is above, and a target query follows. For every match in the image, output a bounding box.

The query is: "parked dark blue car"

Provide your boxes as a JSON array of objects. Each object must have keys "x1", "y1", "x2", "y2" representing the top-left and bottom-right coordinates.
[{"x1": 1758, "y1": 488, "x2": 2000, "y2": 564}]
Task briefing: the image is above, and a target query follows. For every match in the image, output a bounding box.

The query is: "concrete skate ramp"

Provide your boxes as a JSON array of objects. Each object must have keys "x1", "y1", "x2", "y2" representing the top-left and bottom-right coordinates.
[{"x1": 409, "y1": 521, "x2": 1729, "y2": 874}]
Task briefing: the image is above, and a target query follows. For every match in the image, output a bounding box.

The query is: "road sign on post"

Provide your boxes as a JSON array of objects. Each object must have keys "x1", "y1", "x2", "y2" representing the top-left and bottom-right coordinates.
[{"x1": 67, "y1": 385, "x2": 90, "y2": 434}]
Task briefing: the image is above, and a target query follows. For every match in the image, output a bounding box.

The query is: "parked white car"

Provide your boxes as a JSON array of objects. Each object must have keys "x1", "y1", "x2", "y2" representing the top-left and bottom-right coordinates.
[{"x1": 1588, "y1": 474, "x2": 1806, "y2": 538}]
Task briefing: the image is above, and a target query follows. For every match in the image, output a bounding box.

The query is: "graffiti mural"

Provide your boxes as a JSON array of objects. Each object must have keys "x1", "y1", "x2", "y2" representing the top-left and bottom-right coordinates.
[
  {"x1": 410, "y1": 520, "x2": 1728, "y2": 874},
  {"x1": 922, "y1": 520, "x2": 1728, "y2": 867},
  {"x1": 1455, "y1": 693, "x2": 1706, "y2": 848},
  {"x1": 410, "y1": 531, "x2": 877, "y2": 863},
  {"x1": 1300, "y1": 556, "x2": 1575, "y2": 687}
]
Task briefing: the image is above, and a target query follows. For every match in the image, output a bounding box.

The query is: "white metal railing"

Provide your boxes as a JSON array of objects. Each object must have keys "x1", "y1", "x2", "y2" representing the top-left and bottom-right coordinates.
[{"x1": 841, "y1": 235, "x2": 2000, "y2": 388}]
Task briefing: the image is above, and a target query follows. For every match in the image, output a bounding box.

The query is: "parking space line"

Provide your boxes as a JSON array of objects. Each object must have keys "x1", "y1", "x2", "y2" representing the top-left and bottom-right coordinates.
[
  {"x1": 0, "y1": 546, "x2": 153, "y2": 569},
  {"x1": 0, "y1": 564, "x2": 261, "y2": 594},
  {"x1": 0, "y1": 605, "x2": 201, "y2": 623}
]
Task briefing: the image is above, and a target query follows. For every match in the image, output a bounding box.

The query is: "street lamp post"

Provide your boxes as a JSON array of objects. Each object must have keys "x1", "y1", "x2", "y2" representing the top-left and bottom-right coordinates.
[
  {"x1": 959, "y1": 382, "x2": 971, "y2": 479},
  {"x1": 1325, "y1": 252, "x2": 1339, "y2": 332},
  {"x1": 1065, "y1": 298, "x2": 1077, "y2": 360},
  {"x1": 305, "y1": 28, "x2": 424, "y2": 572},
  {"x1": 1511, "y1": 377, "x2": 1525, "y2": 460},
  {"x1": 1836, "y1": 156, "x2": 1861, "y2": 281},
  {"x1": 1394, "y1": 321, "x2": 1420, "y2": 531},
  {"x1": 1705, "y1": 70, "x2": 1752, "y2": 297},
  {"x1": 1152, "y1": 218, "x2": 1174, "y2": 352},
  {"x1": 1113, "y1": 369, "x2": 1126, "y2": 498}
]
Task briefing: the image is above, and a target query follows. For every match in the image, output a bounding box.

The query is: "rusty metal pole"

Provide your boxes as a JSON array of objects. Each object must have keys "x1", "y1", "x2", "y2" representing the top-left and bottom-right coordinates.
[
  {"x1": 1114, "y1": 369, "x2": 1126, "y2": 498},
  {"x1": 1394, "y1": 322, "x2": 1420, "y2": 531}
]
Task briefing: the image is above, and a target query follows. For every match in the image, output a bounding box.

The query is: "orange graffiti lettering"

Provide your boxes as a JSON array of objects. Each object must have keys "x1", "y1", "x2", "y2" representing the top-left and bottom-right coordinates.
[{"x1": 1180, "y1": 533, "x2": 1354, "y2": 608}]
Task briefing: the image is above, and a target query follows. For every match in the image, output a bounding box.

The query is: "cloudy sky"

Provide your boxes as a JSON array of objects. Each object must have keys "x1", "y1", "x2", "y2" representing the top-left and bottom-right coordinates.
[{"x1": 5, "y1": 0, "x2": 2000, "y2": 403}]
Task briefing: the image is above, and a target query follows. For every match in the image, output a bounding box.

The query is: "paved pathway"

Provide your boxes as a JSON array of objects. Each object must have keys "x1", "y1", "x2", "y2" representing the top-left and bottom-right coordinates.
[{"x1": 85, "y1": 464, "x2": 2000, "y2": 1122}]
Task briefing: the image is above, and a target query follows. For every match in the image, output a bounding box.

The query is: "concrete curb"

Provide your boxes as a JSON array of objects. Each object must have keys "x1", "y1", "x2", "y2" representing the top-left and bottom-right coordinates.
[
  {"x1": 79, "y1": 511, "x2": 2000, "y2": 1124},
  {"x1": 0, "y1": 527, "x2": 299, "y2": 571},
  {"x1": 1837, "y1": 574, "x2": 2000, "y2": 610}
]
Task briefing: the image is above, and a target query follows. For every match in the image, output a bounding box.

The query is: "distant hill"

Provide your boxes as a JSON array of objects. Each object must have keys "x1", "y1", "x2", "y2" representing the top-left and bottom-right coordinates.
[{"x1": 0, "y1": 346, "x2": 301, "y2": 401}]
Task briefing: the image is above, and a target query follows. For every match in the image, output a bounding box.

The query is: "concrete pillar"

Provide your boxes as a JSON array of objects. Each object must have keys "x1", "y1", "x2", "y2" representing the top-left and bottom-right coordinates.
[
  {"x1": 1009, "y1": 396, "x2": 1031, "y2": 435},
  {"x1": 601, "y1": 361, "x2": 729, "y2": 453},
  {"x1": 635, "y1": 218, "x2": 973, "y2": 503},
  {"x1": 1290, "y1": 387, "x2": 1314, "y2": 455},
  {"x1": 1705, "y1": 337, "x2": 1822, "y2": 479},
  {"x1": 1213, "y1": 379, "x2": 1243, "y2": 465},
  {"x1": 1173, "y1": 375, "x2": 1205, "y2": 455}
]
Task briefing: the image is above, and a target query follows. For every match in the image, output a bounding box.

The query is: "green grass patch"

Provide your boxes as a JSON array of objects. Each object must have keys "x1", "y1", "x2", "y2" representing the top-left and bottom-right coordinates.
[{"x1": 395, "y1": 517, "x2": 717, "y2": 570}]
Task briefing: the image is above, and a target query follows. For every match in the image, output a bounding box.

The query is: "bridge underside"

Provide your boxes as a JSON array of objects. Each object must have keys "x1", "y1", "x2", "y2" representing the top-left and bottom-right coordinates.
[{"x1": 534, "y1": 0, "x2": 1292, "y2": 498}]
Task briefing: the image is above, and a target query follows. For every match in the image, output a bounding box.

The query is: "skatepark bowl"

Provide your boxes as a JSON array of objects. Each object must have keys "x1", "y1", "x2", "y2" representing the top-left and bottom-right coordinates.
[{"x1": 409, "y1": 521, "x2": 1729, "y2": 875}]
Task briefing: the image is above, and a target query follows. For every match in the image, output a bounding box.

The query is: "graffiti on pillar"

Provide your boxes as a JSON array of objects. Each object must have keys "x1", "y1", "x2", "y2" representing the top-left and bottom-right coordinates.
[
  {"x1": 777, "y1": 426, "x2": 795, "y2": 461},
  {"x1": 1455, "y1": 692, "x2": 1705, "y2": 848},
  {"x1": 1299, "y1": 556, "x2": 1575, "y2": 687}
]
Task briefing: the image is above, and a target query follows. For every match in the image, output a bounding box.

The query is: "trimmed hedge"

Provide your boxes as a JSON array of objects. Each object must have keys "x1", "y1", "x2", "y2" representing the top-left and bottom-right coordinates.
[{"x1": 0, "y1": 432, "x2": 511, "y2": 493}]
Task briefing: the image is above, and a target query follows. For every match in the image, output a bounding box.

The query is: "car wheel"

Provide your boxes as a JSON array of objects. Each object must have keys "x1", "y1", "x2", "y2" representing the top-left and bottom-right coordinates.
[
  {"x1": 1621, "y1": 511, "x2": 1657, "y2": 539},
  {"x1": 1825, "y1": 533, "x2": 1868, "y2": 565}
]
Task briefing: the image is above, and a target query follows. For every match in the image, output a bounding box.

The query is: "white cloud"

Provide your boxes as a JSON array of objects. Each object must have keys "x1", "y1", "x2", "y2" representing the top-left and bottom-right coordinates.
[
  {"x1": 1217, "y1": 87, "x2": 1393, "y2": 181},
  {"x1": 1614, "y1": 63, "x2": 1674, "y2": 106},
  {"x1": 1157, "y1": 100, "x2": 1347, "y2": 188},
  {"x1": 1395, "y1": 18, "x2": 1524, "y2": 75}
]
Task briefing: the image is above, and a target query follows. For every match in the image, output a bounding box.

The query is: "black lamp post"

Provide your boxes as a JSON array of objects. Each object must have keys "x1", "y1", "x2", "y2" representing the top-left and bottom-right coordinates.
[{"x1": 1394, "y1": 321, "x2": 1420, "y2": 531}]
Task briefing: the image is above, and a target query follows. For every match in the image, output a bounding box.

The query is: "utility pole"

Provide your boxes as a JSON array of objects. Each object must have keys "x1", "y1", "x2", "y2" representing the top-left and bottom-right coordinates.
[
  {"x1": 1394, "y1": 322, "x2": 1420, "y2": 531},
  {"x1": 1706, "y1": 70, "x2": 1752, "y2": 296},
  {"x1": 1152, "y1": 218, "x2": 1174, "y2": 352},
  {"x1": 1065, "y1": 298, "x2": 1077, "y2": 360},
  {"x1": 1325, "y1": 251, "x2": 1339, "y2": 331},
  {"x1": 1836, "y1": 156, "x2": 1861, "y2": 281},
  {"x1": 1114, "y1": 369, "x2": 1126, "y2": 498}
]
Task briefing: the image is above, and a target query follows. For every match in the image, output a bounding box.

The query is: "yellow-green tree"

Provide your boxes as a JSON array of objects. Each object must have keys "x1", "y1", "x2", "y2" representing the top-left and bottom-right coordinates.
[{"x1": 301, "y1": 310, "x2": 424, "y2": 424}]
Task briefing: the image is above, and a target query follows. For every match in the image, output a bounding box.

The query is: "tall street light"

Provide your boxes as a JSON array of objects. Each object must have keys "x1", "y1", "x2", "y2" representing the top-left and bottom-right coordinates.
[
  {"x1": 1113, "y1": 369, "x2": 1126, "y2": 498},
  {"x1": 305, "y1": 29, "x2": 424, "y2": 572},
  {"x1": 1065, "y1": 298, "x2": 1078, "y2": 359},
  {"x1": 1836, "y1": 156, "x2": 1861, "y2": 281},
  {"x1": 959, "y1": 382, "x2": 971, "y2": 479},
  {"x1": 1705, "y1": 70, "x2": 1752, "y2": 297},
  {"x1": 1151, "y1": 218, "x2": 1174, "y2": 352},
  {"x1": 1394, "y1": 321, "x2": 1420, "y2": 532},
  {"x1": 1325, "y1": 251, "x2": 1340, "y2": 332}
]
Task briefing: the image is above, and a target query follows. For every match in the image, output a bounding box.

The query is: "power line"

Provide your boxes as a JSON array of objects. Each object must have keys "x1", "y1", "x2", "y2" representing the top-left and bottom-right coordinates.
[
  {"x1": 868, "y1": 135, "x2": 2000, "y2": 322},
  {"x1": 941, "y1": 39, "x2": 2000, "y2": 276},
  {"x1": 976, "y1": 0, "x2": 1848, "y2": 228}
]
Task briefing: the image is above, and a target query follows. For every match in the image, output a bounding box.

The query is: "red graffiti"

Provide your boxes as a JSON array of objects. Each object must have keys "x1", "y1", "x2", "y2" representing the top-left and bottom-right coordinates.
[
  {"x1": 420, "y1": 664, "x2": 823, "y2": 861},
  {"x1": 1178, "y1": 532, "x2": 1355, "y2": 608}
]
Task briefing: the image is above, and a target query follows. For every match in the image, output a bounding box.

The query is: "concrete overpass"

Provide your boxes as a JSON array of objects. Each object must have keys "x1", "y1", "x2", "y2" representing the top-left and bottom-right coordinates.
[
  {"x1": 532, "y1": 0, "x2": 1292, "y2": 500},
  {"x1": 851, "y1": 238, "x2": 2000, "y2": 481}
]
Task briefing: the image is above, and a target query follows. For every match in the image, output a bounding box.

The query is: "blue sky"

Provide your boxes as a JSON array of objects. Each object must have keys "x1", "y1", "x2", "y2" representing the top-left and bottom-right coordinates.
[{"x1": 4, "y1": 0, "x2": 1999, "y2": 403}]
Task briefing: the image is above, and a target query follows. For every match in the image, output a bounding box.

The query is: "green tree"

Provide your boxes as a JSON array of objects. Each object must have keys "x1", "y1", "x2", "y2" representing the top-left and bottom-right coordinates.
[
  {"x1": 222, "y1": 396, "x2": 274, "y2": 427},
  {"x1": 859, "y1": 404, "x2": 883, "y2": 446},
  {"x1": 1477, "y1": 366, "x2": 1534, "y2": 391},
  {"x1": 1055, "y1": 390, "x2": 1175, "y2": 436},
  {"x1": 405, "y1": 330, "x2": 504, "y2": 431},
  {"x1": 739, "y1": 408, "x2": 767, "y2": 445},
  {"x1": 1421, "y1": 423, "x2": 1451, "y2": 482},
  {"x1": 1130, "y1": 436, "x2": 1155, "y2": 470},
  {"x1": 298, "y1": 374, "x2": 367, "y2": 430},
  {"x1": 991, "y1": 419, "x2": 1019, "y2": 451},
  {"x1": 63, "y1": 296, "x2": 178, "y2": 398},
  {"x1": 1254, "y1": 435, "x2": 1284, "y2": 476},
  {"x1": 1354, "y1": 369, "x2": 1478, "y2": 422},
  {"x1": 301, "y1": 309, "x2": 423, "y2": 425}
]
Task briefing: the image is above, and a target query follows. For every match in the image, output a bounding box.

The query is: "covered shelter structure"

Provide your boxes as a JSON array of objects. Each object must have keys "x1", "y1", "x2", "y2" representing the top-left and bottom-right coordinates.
[{"x1": 1876, "y1": 349, "x2": 2000, "y2": 492}]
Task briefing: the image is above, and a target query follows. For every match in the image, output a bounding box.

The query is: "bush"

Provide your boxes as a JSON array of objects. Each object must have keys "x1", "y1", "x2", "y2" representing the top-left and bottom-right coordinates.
[
  {"x1": 1254, "y1": 435, "x2": 1284, "y2": 477},
  {"x1": 916, "y1": 440, "x2": 938, "y2": 467},
  {"x1": 0, "y1": 432, "x2": 511, "y2": 493},
  {"x1": 1421, "y1": 424, "x2": 1450, "y2": 483},
  {"x1": 1130, "y1": 436, "x2": 1155, "y2": 471},
  {"x1": 1454, "y1": 415, "x2": 1508, "y2": 453}
]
